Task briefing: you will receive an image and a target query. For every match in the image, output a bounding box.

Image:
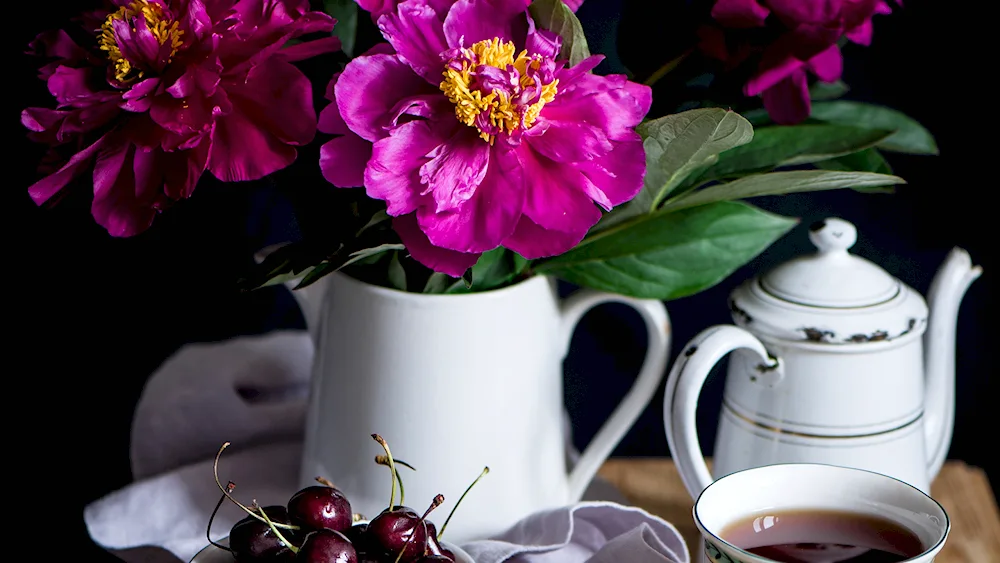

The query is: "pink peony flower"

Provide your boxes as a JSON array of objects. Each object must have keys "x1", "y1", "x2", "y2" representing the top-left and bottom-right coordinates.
[
  {"x1": 23, "y1": 0, "x2": 339, "y2": 236},
  {"x1": 355, "y1": 0, "x2": 584, "y2": 24},
  {"x1": 700, "y1": 0, "x2": 894, "y2": 124},
  {"x1": 319, "y1": 0, "x2": 650, "y2": 277}
]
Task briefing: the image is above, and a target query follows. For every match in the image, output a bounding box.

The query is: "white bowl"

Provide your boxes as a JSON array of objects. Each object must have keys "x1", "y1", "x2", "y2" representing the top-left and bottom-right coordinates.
[{"x1": 190, "y1": 535, "x2": 476, "y2": 563}]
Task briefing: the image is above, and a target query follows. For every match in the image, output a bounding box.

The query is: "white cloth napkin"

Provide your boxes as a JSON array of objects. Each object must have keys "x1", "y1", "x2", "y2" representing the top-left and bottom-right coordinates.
[{"x1": 84, "y1": 330, "x2": 689, "y2": 563}]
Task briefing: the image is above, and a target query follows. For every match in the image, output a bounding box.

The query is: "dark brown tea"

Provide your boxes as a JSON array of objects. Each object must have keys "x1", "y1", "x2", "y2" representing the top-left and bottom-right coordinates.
[{"x1": 719, "y1": 509, "x2": 925, "y2": 563}]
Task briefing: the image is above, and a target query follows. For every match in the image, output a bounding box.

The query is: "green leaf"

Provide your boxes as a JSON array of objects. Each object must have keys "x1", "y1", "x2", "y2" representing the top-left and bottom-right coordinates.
[
  {"x1": 387, "y1": 251, "x2": 407, "y2": 291},
  {"x1": 536, "y1": 201, "x2": 797, "y2": 300},
  {"x1": 810, "y1": 80, "x2": 849, "y2": 100},
  {"x1": 324, "y1": 0, "x2": 358, "y2": 57},
  {"x1": 815, "y1": 148, "x2": 896, "y2": 193},
  {"x1": 638, "y1": 108, "x2": 755, "y2": 209},
  {"x1": 662, "y1": 170, "x2": 905, "y2": 212},
  {"x1": 439, "y1": 248, "x2": 531, "y2": 294},
  {"x1": 294, "y1": 243, "x2": 404, "y2": 289},
  {"x1": 696, "y1": 124, "x2": 894, "y2": 181},
  {"x1": 816, "y1": 147, "x2": 893, "y2": 174},
  {"x1": 528, "y1": 0, "x2": 590, "y2": 66},
  {"x1": 355, "y1": 209, "x2": 390, "y2": 237},
  {"x1": 809, "y1": 101, "x2": 938, "y2": 155}
]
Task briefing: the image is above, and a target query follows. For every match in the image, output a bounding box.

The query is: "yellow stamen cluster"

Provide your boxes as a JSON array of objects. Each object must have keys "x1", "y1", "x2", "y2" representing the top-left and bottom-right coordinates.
[
  {"x1": 439, "y1": 38, "x2": 558, "y2": 143},
  {"x1": 98, "y1": 0, "x2": 184, "y2": 83}
]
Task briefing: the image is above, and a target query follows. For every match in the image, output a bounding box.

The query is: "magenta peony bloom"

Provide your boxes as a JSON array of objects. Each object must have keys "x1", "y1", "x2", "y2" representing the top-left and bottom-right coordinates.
[
  {"x1": 355, "y1": 0, "x2": 583, "y2": 24},
  {"x1": 319, "y1": 0, "x2": 650, "y2": 276},
  {"x1": 700, "y1": 0, "x2": 894, "y2": 124},
  {"x1": 23, "y1": 0, "x2": 339, "y2": 236}
]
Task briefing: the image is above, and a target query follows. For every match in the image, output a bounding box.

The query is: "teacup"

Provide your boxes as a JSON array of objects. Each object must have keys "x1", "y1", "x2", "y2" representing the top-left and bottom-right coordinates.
[{"x1": 694, "y1": 463, "x2": 949, "y2": 563}]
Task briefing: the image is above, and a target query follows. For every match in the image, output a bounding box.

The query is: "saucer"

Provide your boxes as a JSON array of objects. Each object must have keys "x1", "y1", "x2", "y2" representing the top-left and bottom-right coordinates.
[{"x1": 190, "y1": 535, "x2": 476, "y2": 563}]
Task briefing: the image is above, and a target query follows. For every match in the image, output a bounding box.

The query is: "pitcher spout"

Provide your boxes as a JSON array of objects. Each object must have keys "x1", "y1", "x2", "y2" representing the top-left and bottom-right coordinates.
[{"x1": 923, "y1": 247, "x2": 982, "y2": 479}]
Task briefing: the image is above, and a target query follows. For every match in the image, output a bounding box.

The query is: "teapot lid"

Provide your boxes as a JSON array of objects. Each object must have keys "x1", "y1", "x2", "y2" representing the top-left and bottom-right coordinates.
[
  {"x1": 729, "y1": 218, "x2": 928, "y2": 346},
  {"x1": 762, "y1": 218, "x2": 897, "y2": 307}
]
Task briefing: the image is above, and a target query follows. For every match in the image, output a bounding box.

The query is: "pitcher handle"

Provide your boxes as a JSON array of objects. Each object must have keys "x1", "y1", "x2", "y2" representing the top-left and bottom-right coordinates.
[
  {"x1": 558, "y1": 289, "x2": 672, "y2": 502},
  {"x1": 664, "y1": 325, "x2": 780, "y2": 499}
]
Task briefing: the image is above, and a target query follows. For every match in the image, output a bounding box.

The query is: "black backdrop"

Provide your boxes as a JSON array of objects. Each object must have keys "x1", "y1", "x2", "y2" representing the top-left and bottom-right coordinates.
[{"x1": 10, "y1": 0, "x2": 996, "y2": 560}]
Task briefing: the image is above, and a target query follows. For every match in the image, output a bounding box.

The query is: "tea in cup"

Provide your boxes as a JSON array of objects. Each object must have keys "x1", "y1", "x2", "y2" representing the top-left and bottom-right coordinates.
[{"x1": 693, "y1": 463, "x2": 949, "y2": 563}]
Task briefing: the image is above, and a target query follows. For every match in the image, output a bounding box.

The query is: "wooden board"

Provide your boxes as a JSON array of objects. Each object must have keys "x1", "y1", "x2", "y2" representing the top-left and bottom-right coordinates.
[{"x1": 598, "y1": 459, "x2": 1000, "y2": 563}]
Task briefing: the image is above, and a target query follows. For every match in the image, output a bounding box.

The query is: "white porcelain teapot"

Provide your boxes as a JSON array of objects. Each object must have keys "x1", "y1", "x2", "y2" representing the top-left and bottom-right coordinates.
[{"x1": 664, "y1": 218, "x2": 982, "y2": 496}]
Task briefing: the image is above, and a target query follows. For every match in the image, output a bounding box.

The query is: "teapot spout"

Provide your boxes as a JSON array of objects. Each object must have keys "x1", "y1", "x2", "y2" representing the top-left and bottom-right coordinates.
[
  {"x1": 254, "y1": 244, "x2": 330, "y2": 342},
  {"x1": 924, "y1": 247, "x2": 982, "y2": 479}
]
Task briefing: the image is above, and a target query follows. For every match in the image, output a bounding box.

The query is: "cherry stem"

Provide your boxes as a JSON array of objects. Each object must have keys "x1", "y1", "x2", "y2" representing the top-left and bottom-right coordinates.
[
  {"x1": 207, "y1": 482, "x2": 236, "y2": 552},
  {"x1": 315, "y1": 476, "x2": 336, "y2": 488},
  {"x1": 375, "y1": 455, "x2": 407, "y2": 506},
  {"x1": 394, "y1": 494, "x2": 444, "y2": 563},
  {"x1": 259, "y1": 504, "x2": 299, "y2": 554},
  {"x1": 372, "y1": 434, "x2": 398, "y2": 509},
  {"x1": 376, "y1": 456, "x2": 417, "y2": 472},
  {"x1": 438, "y1": 466, "x2": 489, "y2": 540},
  {"x1": 212, "y1": 442, "x2": 299, "y2": 531}
]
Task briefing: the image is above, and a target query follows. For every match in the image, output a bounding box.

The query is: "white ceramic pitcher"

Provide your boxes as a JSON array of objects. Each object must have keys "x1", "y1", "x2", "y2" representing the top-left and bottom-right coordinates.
[{"x1": 290, "y1": 272, "x2": 670, "y2": 543}]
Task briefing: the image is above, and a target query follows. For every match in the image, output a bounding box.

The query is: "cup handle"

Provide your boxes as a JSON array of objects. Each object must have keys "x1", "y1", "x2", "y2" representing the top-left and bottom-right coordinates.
[
  {"x1": 664, "y1": 325, "x2": 780, "y2": 498},
  {"x1": 558, "y1": 289, "x2": 671, "y2": 502}
]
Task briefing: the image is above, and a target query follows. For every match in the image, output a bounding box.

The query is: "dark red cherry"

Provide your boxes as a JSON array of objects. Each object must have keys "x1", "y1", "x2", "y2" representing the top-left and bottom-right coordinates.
[
  {"x1": 423, "y1": 522, "x2": 445, "y2": 556},
  {"x1": 365, "y1": 507, "x2": 428, "y2": 562},
  {"x1": 344, "y1": 523, "x2": 371, "y2": 552},
  {"x1": 296, "y1": 529, "x2": 357, "y2": 563},
  {"x1": 287, "y1": 485, "x2": 353, "y2": 533},
  {"x1": 229, "y1": 505, "x2": 297, "y2": 562}
]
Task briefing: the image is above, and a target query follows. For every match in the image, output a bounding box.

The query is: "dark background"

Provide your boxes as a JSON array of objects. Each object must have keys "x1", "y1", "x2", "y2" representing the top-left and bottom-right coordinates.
[{"x1": 10, "y1": 0, "x2": 995, "y2": 560}]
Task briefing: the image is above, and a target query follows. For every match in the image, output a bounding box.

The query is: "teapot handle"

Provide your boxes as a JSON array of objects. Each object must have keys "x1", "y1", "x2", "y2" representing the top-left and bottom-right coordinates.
[
  {"x1": 664, "y1": 325, "x2": 779, "y2": 499},
  {"x1": 558, "y1": 289, "x2": 672, "y2": 502}
]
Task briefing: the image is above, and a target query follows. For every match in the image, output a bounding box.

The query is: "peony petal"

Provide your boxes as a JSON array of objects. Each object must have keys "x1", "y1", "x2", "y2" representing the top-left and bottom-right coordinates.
[
  {"x1": 276, "y1": 36, "x2": 342, "y2": 62},
  {"x1": 419, "y1": 128, "x2": 490, "y2": 212},
  {"x1": 443, "y1": 0, "x2": 529, "y2": 49},
  {"x1": 416, "y1": 143, "x2": 524, "y2": 253},
  {"x1": 516, "y1": 146, "x2": 601, "y2": 234},
  {"x1": 47, "y1": 66, "x2": 97, "y2": 107},
  {"x1": 525, "y1": 17, "x2": 561, "y2": 59},
  {"x1": 526, "y1": 118, "x2": 613, "y2": 163},
  {"x1": 112, "y1": 16, "x2": 162, "y2": 71},
  {"x1": 389, "y1": 93, "x2": 452, "y2": 126},
  {"x1": 697, "y1": 25, "x2": 731, "y2": 61},
  {"x1": 393, "y1": 213, "x2": 480, "y2": 277},
  {"x1": 711, "y1": 0, "x2": 770, "y2": 28},
  {"x1": 27, "y1": 135, "x2": 106, "y2": 204},
  {"x1": 562, "y1": 0, "x2": 585, "y2": 11},
  {"x1": 166, "y1": 60, "x2": 222, "y2": 99},
  {"x1": 28, "y1": 29, "x2": 96, "y2": 77},
  {"x1": 745, "y1": 51, "x2": 804, "y2": 96},
  {"x1": 162, "y1": 138, "x2": 210, "y2": 200},
  {"x1": 225, "y1": 59, "x2": 317, "y2": 146},
  {"x1": 208, "y1": 108, "x2": 298, "y2": 181},
  {"x1": 320, "y1": 133, "x2": 373, "y2": 188},
  {"x1": 542, "y1": 74, "x2": 649, "y2": 142},
  {"x1": 378, "y1": 1, "x2": 449, "y2": 84},
  {"x1": 336, "y1": 53, "x2": 436, "y2": 142},
  {"x1": 502, "y1": 214, "x2": 584, "y2": 259},
  {"x1": 120, "y1": 77, "x2": 162, "y2": 112},
  {"x1": 767, "y1": 0, "x2": 839, "y2": 26},
  {"x1": 575, "y1": 134, "x2": 646, "y2": 209},
  {"x1": 92, "y1": 139, "x2": 157, "y2": 237},
  {"x1": 762, "y1": 68, "x2": 811, "y2": 125},
  {"x1": 318, "y1": 102, "x2": 349, "y2": 135},
  {"x1": 806, "y1": 44, "x2": 843, "y2": 83},
  {"x1": 365, "y1": 119, "x2": 447, "y2": 215},
  {"x1": 846, "y1": 18, "x2": 874, "y2": 45}
]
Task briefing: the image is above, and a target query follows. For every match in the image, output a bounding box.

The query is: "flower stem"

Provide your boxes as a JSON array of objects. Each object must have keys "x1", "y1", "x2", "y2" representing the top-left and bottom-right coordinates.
[{"x1": 643, "y1": 49, "x2": 693, "y2": 87}]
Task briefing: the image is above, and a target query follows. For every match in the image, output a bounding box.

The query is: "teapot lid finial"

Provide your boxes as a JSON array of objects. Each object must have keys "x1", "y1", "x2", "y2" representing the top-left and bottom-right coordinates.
[
  {"x1": 808, "y1": 218, "x2": 857, "y2": 255},
  {"x1": 758, "y1": 217, "x2": 899, "y2": 308}
]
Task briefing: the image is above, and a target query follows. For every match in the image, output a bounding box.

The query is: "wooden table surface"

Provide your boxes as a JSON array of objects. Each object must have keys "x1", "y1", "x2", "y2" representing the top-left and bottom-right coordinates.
[{"x1": 598, "y1": 459, "x2": 1000, "y2": 563}]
